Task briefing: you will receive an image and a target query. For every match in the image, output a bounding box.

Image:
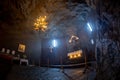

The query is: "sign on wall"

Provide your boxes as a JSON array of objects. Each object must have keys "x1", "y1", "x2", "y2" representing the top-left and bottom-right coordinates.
[
  {"x1": 18, "y1": 44, "x2": 26, "y2": 53},
  {"x1": 68, "y1": 50, "x2": 82, "y2": 59}
]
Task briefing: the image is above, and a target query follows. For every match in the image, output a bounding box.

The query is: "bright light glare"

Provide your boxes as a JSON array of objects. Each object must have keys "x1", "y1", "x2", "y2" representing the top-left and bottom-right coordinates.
[
  {"x1": 91, "y1": 39, "x2": 94, "y2": 44},
  {"x1": 52, "y1": 40, "x2": 57, "y2": 47},
  {"x1": 34, "y1": 16, "x2": 47, "y2": 32},
  {"x1": 87, "y1": 23, "x2": 92, "y2": 32}
]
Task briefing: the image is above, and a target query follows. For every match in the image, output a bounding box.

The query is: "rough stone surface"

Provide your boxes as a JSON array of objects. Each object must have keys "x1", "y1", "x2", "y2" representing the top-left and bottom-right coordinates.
[
  {"x1": 95, "y1": 39, "x2": 120, "y2": 80},
  {"x1": 6, "y1": 65, "x2": 96, "y2": 80}
]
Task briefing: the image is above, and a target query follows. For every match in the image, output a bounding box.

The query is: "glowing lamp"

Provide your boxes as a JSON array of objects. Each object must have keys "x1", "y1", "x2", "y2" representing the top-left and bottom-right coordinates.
[
  {"x1": 52, "y1": 39, "x2": 57, "y2": 47},
  {"x1": 87, "y1": 23, "x2": 92, "y2": 32}
]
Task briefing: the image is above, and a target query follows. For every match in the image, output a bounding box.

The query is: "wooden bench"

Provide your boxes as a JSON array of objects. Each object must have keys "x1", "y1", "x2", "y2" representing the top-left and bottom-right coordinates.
[{"x1": 20, "y1": 59, "x2": 29, "y2": 66}]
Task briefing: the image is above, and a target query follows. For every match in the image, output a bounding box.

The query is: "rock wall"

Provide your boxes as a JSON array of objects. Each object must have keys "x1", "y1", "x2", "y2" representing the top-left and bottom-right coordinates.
[
  {"x1": 92, "y1": 0, "x2": 120, "y2": 80},
  {"x1": 95, "y1": 39, "x2": 120, "y2": 80}
]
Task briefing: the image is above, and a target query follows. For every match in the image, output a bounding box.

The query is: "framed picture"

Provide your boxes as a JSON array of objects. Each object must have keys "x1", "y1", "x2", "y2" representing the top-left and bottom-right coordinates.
[
  {"x1": 18, "y1": 44, "x2": 26, "y2": 53},
  {"x1": 1, "y1": 48, "x2": 5, "y2": 53},
  {"x1": 6, "y1": 49, "x2": 10, "y2": 54}
]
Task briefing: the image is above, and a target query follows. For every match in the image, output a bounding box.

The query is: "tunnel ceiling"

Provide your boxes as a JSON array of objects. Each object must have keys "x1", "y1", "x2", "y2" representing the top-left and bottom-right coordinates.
[
  {"x1": 0, "y1": 0, "x2": 119, "y2": 47},
  {"x1": 0, "y1": 0, "x2": 93, "y2": 38}
]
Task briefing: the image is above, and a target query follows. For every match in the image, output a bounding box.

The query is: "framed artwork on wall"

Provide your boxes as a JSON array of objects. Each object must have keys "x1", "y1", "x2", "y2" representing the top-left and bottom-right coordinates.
[{"x1": 18, "y1": 44, "x2": 26, "y2": 53}]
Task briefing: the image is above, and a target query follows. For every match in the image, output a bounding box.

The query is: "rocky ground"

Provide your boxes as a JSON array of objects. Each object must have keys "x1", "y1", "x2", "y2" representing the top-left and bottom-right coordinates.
[{"x1": 6, "y1": 65, "x2": 96, "y2": 80}]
